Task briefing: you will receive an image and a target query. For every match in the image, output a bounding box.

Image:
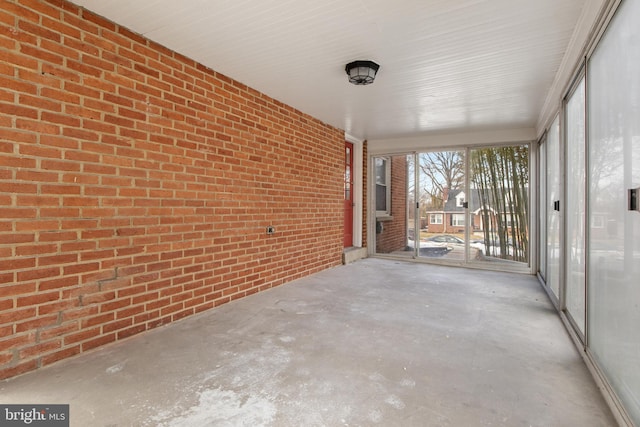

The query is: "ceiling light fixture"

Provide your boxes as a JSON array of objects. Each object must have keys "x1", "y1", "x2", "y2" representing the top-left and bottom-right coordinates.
[{"x1": 345, "y1": 60, "x2": 380, "y2": 85}]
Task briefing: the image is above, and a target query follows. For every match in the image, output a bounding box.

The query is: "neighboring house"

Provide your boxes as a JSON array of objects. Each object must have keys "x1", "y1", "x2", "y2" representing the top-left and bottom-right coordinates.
[
  {"x1": 425, "y1": 189, "x2": 482, "y2": 234},
  {"x1": 425, "y1": 188, "x2": 522, "y2": 235}
]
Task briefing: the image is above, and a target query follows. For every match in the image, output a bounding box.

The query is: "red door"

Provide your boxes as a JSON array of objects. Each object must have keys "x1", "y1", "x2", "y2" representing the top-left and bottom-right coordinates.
[{"x1": 344, "y1": 141, "x2": 354, "y2": 247}]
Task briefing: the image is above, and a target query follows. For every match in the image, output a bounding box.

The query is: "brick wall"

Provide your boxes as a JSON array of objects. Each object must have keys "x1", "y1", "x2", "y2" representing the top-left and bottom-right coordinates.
[
  {"x1": 0, "y1": 0, "x2": 345, "y2": 380},
  {"x1": 375, "y1": 156, "x2": 407, "y2": 253}
]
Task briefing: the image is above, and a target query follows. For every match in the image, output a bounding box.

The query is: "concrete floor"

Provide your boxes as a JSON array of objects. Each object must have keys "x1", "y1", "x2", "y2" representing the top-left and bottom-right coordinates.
[{"x1": 1, "y1": 258, "x2": 616, "y2": 427}]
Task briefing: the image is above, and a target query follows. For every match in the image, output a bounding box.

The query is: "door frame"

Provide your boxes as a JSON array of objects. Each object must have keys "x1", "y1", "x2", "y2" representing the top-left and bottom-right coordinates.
[
  {"x1": 346, "y1": 134, "x2": 364, "y2": 248},
  {"x1": 344, "y1": 140, "x2": 354, "y2": 248}
]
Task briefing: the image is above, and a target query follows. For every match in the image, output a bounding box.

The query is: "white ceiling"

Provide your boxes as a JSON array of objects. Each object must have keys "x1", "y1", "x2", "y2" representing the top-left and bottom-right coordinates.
[{"x1": 72, "y1": 0, "x2": 596, "y2": 141}]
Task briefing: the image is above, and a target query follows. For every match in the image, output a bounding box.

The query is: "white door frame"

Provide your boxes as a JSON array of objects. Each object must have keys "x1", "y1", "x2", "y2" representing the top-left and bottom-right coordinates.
[{"x1": 346, "y1": 133, "x2": 364, "y2": 248}]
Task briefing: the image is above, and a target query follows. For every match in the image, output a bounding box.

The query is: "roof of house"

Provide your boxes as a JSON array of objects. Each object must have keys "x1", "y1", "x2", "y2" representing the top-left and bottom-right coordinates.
[{"x1": 445, "y1": 189, "x2": 480, "y2": 212}]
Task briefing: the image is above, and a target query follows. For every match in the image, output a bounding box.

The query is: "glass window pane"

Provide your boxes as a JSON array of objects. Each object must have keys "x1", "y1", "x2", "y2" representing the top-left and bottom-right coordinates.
[
  {"x1": 588, "y1": 0, "x2": 640, "y2": 423},
  {"x1": 469, "y1": 145, "x2": 530, "y2": 265},
  {"x1": 375, "y1": 158, "x2": 386, "y2": 185},
  {"x1": 418, "y1": 151, "x2": 465, "y2": 259},
  {"x1": 376, "y1": 184, "x2": 387, "y2": 211},
  {"x1": 539, "y1": 140, "x2": 547, "y2": 279},
  {"x1": 546, "y1": 116, "x2": 561, "y2": 299},
  {"x1": 565, "y1": 77, "x2": 586, "y2": 335},
  {"x1": 375, "y1": 155, "x2": 409, "y2": 254}
]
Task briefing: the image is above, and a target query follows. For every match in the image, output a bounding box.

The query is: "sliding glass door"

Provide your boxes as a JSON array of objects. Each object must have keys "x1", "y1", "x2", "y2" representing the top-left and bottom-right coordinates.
[
  {"x1": 538, "y1": 138, "x2": 547, "y2": 281},
  {"x1": 587, "y1": 0, "x2": 640, "y2": 422},
  {"x1": 565, "y1": 76, "x2": 586, "y2": 336},
  {"x1": 469, "y1": 146, "x2": 530, "y2": 266},
  {"x1": 374, "y1": 155, "x2": 411, "y2": 257},
  {"x1": 373, "y1": 146, "x2": 531, "y2": 270},
  {"x1": 418, "y1": 151, "x2": 466, "y2": 260},
  {"x1": 545, "y1": 116, "x2": 562, "y2": 301}
]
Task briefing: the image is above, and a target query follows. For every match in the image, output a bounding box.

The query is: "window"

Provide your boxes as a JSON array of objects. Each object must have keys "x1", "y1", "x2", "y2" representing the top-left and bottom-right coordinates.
[
  {"x1": 429, "y1": 213, "x2": 443, "y2": 224},
  {"x1": 456, "y1": 191, "x2": 466, "y2": 207},
  {"x1": 451, "y1": 214, "x2": 465, "y2": 226},
  {"x1": 375, "y1": 157, "x2": 390, "y2": 216}
]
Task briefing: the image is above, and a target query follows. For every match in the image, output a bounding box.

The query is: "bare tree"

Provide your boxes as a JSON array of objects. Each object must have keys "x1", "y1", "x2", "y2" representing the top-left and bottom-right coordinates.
[
  {"x1": 471, "y1": 146, "x2": 529, "y2": 262},
  {"x1": 419, "y1": 151, "x2": 464, "y2": 209}
]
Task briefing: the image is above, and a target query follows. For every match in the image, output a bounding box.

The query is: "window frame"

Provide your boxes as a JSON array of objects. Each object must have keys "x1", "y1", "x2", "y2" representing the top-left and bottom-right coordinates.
[
  {"x1": 429, "y1": 213, "x2": 443, "y2": 224},
  {"x1": 451, "y1": 213, "x2": 465, "y2": 227}
]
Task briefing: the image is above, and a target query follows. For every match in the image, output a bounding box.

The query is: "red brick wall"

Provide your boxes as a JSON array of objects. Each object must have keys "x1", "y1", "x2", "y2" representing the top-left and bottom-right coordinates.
[
  {"x1": 0, "y1": 0, "x2": 344, "y2": 380},
  {"x1": 427, "y1": 220, "x2": 445, "y2": 233},
  {"x1": 375, "y1": 156, "x2": 407, "y2": 253}
]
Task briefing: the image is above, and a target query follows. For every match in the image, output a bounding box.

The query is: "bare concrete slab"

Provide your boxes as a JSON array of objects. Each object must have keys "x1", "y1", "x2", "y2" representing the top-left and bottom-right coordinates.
[{"x1": 0, "y1": 258, "x2": 616, "y2": 426}]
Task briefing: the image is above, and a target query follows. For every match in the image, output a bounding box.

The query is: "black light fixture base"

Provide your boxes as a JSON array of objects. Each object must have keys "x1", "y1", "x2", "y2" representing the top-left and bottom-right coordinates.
[{"x1": 345, "y1": 60, "x2": 380, "y2": 85}]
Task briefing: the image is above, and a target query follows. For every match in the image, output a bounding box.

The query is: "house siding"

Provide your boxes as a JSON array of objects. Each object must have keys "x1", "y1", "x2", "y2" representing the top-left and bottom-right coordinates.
[{"x1": 0, "y1": 0, "x2": 344, "y2": 380}]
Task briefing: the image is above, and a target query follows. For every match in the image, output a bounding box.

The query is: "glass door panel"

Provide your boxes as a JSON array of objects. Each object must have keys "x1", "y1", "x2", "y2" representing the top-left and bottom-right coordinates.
[
  {"x1": 407, "y1": 154, "x2": 418, "y2": 258},
  {"x1": 588, "y1": 0, "x2": 640, "y2": 422},
  {"x1": 539, "y1": 139, "x2": 547, "y2": 280},
  {"x1": 546, "y1": 116, "x2": 562, "y2": 301},
  {"x1": 418, "y1": 151, "x2": 466, "y2": 259},
  {"x1": 469, "y1": 145, "x2": 530, "y2": 266},
  {"x1": 565, "y1": 77, "x2": 586, "y2": 335},
  {"x1": 374, "y1": 155, "x2": 414, "y2": 259}
]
